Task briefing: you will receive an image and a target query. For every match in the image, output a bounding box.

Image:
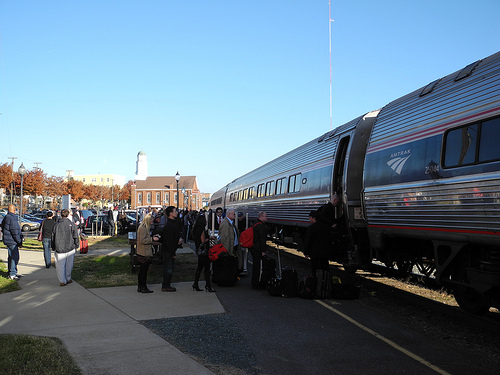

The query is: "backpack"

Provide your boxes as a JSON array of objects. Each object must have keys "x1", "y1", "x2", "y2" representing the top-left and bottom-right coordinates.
[{"x1": 239, "y1": 222, "x2": 262, "y2": 248}]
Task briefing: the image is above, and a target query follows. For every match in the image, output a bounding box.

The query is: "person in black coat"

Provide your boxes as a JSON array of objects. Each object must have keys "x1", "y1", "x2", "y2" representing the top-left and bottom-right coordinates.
[
  {"x1": 160, "y1": 206, "x2": 182, "y2": 292},
  {"x1": 249, "y1": 211, "x2": 268, "y2": 288},
  {"x1": 192, "y1": 212, "x2": 215, "y2": 292},
  {"x1": 304, "y1": 210, "x2": 333, "y2": 276}
]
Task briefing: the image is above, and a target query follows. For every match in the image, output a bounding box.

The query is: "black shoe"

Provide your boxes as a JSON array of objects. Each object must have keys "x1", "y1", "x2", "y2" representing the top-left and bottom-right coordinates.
[
  {"x1": 205, "y1": 286, "x2": 216, "y2": 293},
  {"x1": 161, "y1": 287, "x2": 177, "y2": 292},
  {"x1": 192, "y1": 284, "x2": 202, "y2": 291},
  {"x1": 141, "y1": 287, "x2": 153, "y2": 293}
]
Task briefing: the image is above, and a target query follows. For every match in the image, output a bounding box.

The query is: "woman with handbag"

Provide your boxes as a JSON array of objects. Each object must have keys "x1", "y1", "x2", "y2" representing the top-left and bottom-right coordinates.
[
  {"x1": 136, "y1": 213, "x2": 160, "y2": 293},
  {"x1": 192, "y1": 212, "x2": 215, "y2": 292},
  {"x1": 40, "y1": 212, "x2": 56, "y2": 268}
]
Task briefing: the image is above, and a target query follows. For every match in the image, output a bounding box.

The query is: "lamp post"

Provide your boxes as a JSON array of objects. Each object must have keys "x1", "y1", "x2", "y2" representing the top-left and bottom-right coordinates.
[
  {"x1": 181, "y1": 188, "x2": 186, "y2": 210},
  {"x1": 175, "y1": 171, "x2": 180, "y2": 209},
  {"x1": 18, "y1": 163, "x2": 27, "y2": 228}
]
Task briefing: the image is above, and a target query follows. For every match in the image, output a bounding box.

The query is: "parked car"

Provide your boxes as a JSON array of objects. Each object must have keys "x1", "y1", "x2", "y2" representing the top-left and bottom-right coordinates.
[
  {"x1": 84, "y1": 215, "x2": 111, "y2": 235},
  {"x1": 23, "y1": 214, "x2": 44, "y2": 224},
  {"x1": 20, "y1": 217, "x2": 41, "y2": 232},
  {"x1": 0, "y1": 213, "x2": 40, "y2": 232}
]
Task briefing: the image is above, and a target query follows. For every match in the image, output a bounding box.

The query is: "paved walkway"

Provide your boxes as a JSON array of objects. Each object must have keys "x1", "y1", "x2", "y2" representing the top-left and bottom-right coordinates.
[{"x1": 0, "y1": 244, "x2": 225, "y2": 374}]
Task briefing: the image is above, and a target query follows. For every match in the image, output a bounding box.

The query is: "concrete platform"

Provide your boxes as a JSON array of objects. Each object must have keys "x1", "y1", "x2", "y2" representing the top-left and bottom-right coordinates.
[{"x1": 0, "y1": 245, "x2": 224, "y2": 374}]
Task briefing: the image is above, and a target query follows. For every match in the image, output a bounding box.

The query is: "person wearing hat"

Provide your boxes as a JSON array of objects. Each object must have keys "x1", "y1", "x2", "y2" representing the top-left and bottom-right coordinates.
[{"x1": 304, "y1": 210, "x2": 333, "y2": 276}]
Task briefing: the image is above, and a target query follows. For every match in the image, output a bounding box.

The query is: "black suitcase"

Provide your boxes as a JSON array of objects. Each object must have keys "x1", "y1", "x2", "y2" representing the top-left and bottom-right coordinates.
[
  {"x1": 332, "y1": 274, "x2": 361, "y2": 299},
  {"x1": 267, "y1": 277, "x2": 283, "y2": 296},
  {"x1": 281, "y1": 267, "x2": 298, "y2": 297},
  {"x1": 315, "y1": 269, "x2": 333, "y2": 299},
  {"x1": 212, "y1": 255, "x2": 239, "y2": 286},
  {"x1": 298, "y1": 276, "x2": 316, "y2": 299},
  {"x1": 258, "y1": 256, "x2": 276, "y2": 287}
]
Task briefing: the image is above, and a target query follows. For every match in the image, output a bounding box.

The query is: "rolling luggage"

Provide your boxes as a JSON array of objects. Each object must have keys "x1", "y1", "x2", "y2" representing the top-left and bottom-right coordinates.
[
  {"x1": 212, "y1": 254, "x2": 238, "y2": 286},
  {"x1": 332, "y1": 274, "x2": 361, "y2": 299},
  {"x1": 80, "y1": 239, "x2": 89, "y2": 254},
  {"x1": 281, "y1": 267, "x2": 299, "y2": 298},
  {"x1": 298, "y1": 276, "x2": 316, "y2": 299},
  {"x1": 267, "y1": 277, "x2": 283, "y2": 296},
  {"x1": 258, "y1": 255, "x2": 276, "y2": 288},
  {"x1": 315, "y1": 269, "x2": 333, "y2": 299}
]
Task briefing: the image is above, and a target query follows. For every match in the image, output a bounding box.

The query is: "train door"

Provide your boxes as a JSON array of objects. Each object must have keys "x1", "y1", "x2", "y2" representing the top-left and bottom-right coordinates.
[
  {"x1": 330, "y1": 135, "x2": 351, "y2": 262},
  {"x1": 333, "y1": 136, "x2": 350, "y2": 198}
]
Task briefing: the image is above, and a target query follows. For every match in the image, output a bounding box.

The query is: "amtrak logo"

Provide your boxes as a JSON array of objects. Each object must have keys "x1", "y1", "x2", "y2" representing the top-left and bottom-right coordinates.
[{"x1": 387, "y1": 151, "x2": 411, "y2": 174}]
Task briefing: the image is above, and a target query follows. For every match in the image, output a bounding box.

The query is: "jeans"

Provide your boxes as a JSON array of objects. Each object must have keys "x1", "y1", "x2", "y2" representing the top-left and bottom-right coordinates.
[
  {"x1": 7, "y1": 244, "x2": 20, "y2": 277},
  {"x1": 162, "y1": 252, "x2": 175, "y2": 288},
  {"x1": 42, "y1": 238, "x2": 52, "y2": 267}
]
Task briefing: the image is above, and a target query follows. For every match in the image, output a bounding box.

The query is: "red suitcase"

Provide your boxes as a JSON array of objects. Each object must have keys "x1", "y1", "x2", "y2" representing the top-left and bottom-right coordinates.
[{"x1": 80, "y1": 239, "x2": 89, "y2": 254}]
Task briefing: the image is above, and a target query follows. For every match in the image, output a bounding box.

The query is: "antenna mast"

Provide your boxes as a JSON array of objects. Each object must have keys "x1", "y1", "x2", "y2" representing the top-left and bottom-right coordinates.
[{"x1": 329, "y1": 0, "x2": 334, "y2": 130}]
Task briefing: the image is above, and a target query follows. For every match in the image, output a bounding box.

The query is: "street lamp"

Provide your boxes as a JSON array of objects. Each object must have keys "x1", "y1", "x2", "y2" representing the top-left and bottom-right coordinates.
[
  {"x1": 181, "y1": 188, "x2": 186, "y2": 210},
  {"x1": 18, "y1": 163, "x2": 27, "y2": 227},
  {"x1": 175, "y1": 171, "x2": 180, "y2": 209}
]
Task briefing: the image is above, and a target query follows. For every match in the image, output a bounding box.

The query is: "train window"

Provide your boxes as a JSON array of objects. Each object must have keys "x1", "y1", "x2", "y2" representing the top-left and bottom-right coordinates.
[
  {"x1": 238, "y1": 190, "x2": 243, "y2": 201},
  {"x1": 229, "y1": 193, "x2": 234, "y2": 202},
  {"x1": 420, "y1": 78, "x2": 441, "y2": 97},
  {"x1": 288, "y1": 173, "x2": 301, "y2": 193},
  {"x1": 257, "y1": 184, "x2": 264, "y2": 198},
  {"x1": 275, "y1": 177, "x2": 286, "y2": 195},
  {"x1": 444, "y1": 125, "x2": 478, "y2": 167},
  {"x1": 243, "y1": 188, "x2": 249, "y2": 200},
  {"x1": 249, "y1": 186, "x2": 255, "y2": 199},
  {"x1": 455, "y1": 60, "x2": 481, "y2": 81},
  {"x1": 444, "y1": 118, "x2": 500, "y2": 168},
  {"x1": 479, "y1": 118, "x2": 500, "y2": 162},
  {"x1": 265, "y1": 181, "x2": 275, "y2": 196}
]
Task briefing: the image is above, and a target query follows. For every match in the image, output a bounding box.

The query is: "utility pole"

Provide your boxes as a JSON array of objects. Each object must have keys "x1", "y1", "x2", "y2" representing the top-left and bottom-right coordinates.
[
  {"x1": 34, "y1": 162, "x2": 42, "y2": 171},
  {"x1": 8, "y1": 156, "x2": 17, "y2": 204}
]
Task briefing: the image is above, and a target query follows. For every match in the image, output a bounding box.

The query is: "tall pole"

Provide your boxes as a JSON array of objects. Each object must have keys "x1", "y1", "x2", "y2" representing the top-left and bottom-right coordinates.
[
  {"x1": 18, "y1": 163, "x2": 26, "y2": 228},
  {"x1": 8, "y1": 157, "x2": 17, "y2": 204},
  {"x1": 175, "y1": 171, "x2": 180, "y2": 210}
]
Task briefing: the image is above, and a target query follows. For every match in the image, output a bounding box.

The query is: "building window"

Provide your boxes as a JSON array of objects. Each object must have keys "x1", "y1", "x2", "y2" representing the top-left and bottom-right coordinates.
[
  {"x1": 138, "y1": 193, "x2": 143, "y2": 205},
  {"x1": 156, "y1": 193, "x2": 161, "y2": 204},
  {"x1": 174, "y1": 193, "x2": 178, "y2": 204},
  {"x1": 107, "y1": 178, "x2": 110, "y2": 182},
  {"x1": 92, "y1": 178, "x2": 96, "y2": 182},
  {"x1": 82, "y1": 178, "x2": 86, "y2": 182},
  {"x1": 147, "y1": 192, "x2": 152, "y2": 204},
  {"x1": 164, "y1": 193, "x2": 169, "y2": 205}
]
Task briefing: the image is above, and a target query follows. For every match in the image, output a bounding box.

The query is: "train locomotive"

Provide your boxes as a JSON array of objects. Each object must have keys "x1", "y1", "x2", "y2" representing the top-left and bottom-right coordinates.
[{"x1": 209, "y1": 51, "x2": 500, "y2": 313}]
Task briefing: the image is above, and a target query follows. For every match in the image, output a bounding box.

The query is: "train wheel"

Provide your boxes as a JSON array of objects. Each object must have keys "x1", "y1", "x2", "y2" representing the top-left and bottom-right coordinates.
[
  {"x1": 451, "y1": 259, "x2": 489, "y2": 314},
  {"x1": 396, "y1": 260, "x2": 413, "y2": 276}
]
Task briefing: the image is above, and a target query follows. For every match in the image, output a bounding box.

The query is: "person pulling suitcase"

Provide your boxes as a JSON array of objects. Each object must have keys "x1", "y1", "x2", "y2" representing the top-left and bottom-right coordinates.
[{"x1": 249, "y1": 211, "x2": 269, "y2": 289}]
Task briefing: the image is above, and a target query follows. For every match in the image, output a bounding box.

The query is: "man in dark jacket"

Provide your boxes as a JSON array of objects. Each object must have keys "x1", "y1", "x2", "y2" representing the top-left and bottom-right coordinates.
[
  {"x1": 1, "y1": 205, "x2": 23, "y2": 280},
  {"x1": 249, "y1": 211, "x2": 268, "y2": 288},
  {"x1": 160, "y1": 206, "x2": 182, "y2": 292},
  {"x1": 304, "y1": 210, "x2": 333, "y2": 275},
  {"x1": 52, "y1": 209, "x2": 79, "y2": 286}
]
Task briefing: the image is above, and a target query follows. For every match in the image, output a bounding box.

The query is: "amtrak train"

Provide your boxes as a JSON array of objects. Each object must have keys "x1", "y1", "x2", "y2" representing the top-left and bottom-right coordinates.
[{"x1": 209, "y1": 51, "x2": 500, "y2": 313}]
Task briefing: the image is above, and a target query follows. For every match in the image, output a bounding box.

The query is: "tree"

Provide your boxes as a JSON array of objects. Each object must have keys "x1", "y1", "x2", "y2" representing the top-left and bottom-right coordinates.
[
  {"x1": 65, "y1": 180, "x2": 85, "y2": 201},
  {"x1": 120, "y1": 180, "x2": 133, "y2": 203},
  {"x1": 0, "y1": 163, "x2": 13, "y2": 192},
  {"x1": 23, "y1": 169, "x2": 46, "y2": 197}
]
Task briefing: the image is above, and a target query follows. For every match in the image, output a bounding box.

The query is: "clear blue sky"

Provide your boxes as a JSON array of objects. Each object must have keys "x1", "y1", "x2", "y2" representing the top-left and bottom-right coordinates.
[{"x1": 1, "y1": 1, "x2": 499, "y2": 193}]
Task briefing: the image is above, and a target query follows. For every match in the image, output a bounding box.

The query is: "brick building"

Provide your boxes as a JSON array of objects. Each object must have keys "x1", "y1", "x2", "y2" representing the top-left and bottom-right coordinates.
[{"x1": 131, "y1": 176, "x2": 205, "y2": 211}]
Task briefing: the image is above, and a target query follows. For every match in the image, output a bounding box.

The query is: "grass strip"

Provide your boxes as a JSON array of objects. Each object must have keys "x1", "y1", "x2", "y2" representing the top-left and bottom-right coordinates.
[
  {"x1": 72, "y1": 253, "x2": 199, "y2": 288},
  {"x1": 0, "y1": 334, "x2": 82, "y2": 375}
]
